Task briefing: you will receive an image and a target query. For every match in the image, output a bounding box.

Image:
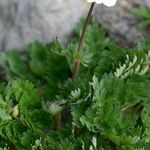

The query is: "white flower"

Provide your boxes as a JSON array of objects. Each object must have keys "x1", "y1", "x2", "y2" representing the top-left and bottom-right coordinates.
[{"x1": 87, "y1": 0, "x2": 118, "y2": 7}]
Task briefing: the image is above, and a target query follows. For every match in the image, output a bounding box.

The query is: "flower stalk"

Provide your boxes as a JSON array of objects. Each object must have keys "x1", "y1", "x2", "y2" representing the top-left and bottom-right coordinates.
[
  {"x1": 71, "y1": 2, "x2": 95, "y2": 136},
  {"x1": 72, "y1": 2, "x2": 95, "y2": 80},
  {"x1": 54, "y1": 2, "x2": 95, "y2": 131}
]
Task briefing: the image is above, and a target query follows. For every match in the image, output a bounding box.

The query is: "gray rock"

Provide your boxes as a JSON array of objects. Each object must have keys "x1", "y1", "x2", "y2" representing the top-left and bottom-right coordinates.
[
  {"x1": 94, "y1": 0, "x2": 150, "y2": 47},
  {"x1": 0, "y1": 0, "x2": 149, "y2": 51},
  {"x1": 0, "y1": 0, "x2": 87, "y2": 50}
]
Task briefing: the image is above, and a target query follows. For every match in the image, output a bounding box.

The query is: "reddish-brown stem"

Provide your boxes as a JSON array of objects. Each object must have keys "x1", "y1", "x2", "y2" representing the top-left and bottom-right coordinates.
[
  {"x1": 54, "y1": 2, "x2": 95, "y2": 131},
  {"x1": 72, "y1": 2, "x2": 95, "y2": 80}
]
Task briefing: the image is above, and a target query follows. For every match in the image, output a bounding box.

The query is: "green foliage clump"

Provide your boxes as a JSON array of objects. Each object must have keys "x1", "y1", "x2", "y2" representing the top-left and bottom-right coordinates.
[
  {"x1": 0, "y1": 79, "x2": 53, "y2": 149},
  {"x1": 0, "y1": 21, "x2": 149, "y2": 149},
  {"x1": 1, "y1": 40, "x2": 70, "y2": 100},
  {"x1": 132, "y1": 7, "x2": 150, "y2": 28}
]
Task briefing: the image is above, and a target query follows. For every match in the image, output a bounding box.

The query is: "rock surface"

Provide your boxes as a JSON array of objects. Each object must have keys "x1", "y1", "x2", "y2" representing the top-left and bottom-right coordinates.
[
  {"x1": 94, "y1": 0, "x2": 150, "y2": 47},
  {"x1": 0, "y1": 0, "x2": 149, "y2": 51},
  {"x1": 0, "y1": 0, "x2": 87, "y2": 50}
]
